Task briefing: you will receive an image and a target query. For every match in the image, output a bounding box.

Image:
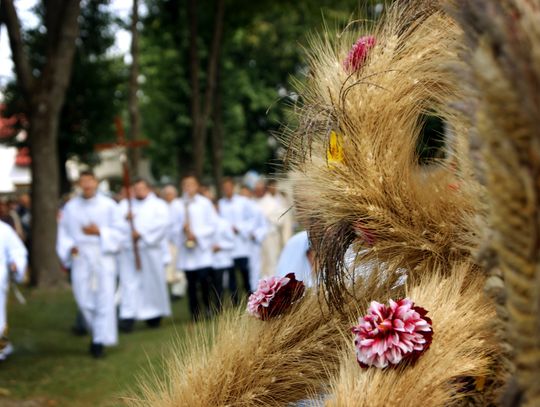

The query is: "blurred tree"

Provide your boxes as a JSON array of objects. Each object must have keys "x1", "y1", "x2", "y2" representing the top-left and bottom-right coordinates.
[
  {"x1": 1, "y1": 0, "x2": 125, "y2": 285},
  {"x1": 4, "y1": 1, "x2": 127, "y2": 194},
  {"x1": 187, "y1": 0, "x2": 224, "y2": 179},
  {"x1": 139, "y1": 0, "x2": 368, "y2": 191},
  {"x1": 1, "y1": 0, "x2": 80, "y2": 287},
  {"x1": 128, "y1": 0, "x2": 142, "y2": 173}
]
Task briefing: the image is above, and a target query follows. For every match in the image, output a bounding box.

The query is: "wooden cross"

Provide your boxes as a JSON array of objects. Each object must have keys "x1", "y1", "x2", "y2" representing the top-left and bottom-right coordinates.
[{"x1": 95, "y1": 116, "x2": 149, "y2": 270}]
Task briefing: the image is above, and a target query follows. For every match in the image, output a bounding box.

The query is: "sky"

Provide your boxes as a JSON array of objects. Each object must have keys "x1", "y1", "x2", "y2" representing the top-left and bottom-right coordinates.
[{"x1": 0, "y1": 0, "x2": 133, "y2": 90}]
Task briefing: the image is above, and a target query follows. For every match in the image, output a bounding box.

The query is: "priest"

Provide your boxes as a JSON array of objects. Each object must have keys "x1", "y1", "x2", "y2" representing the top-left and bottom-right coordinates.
[
  {"x1": 170, "y1": 175, "x2": 217, "y2": 321},
  {"x1": 57, "y1": 170, "x2": 123, "y2": 358},
  {"x1": 0, "y1": 220, "x2": 27, "y2": 361},
  {"x1": 117, "y1": 178, "x2": 172, "y2": 332},
  {"x1": 219, "y1": 178, "x2": 258, "y2": 303}
]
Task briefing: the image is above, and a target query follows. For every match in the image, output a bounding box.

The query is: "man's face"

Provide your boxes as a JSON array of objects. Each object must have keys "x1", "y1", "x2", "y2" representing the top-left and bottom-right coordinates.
[
  {"x1": 182, "y1": 177, "x2": 199, "y2": 197},
  {"x1": 254, "y1": 182, "x2": 266, "y2": 198},
  {"x1": 267, "y1": 183, "x2": 277, "y2": 196},
  {"x1": 79, "y1": 175, "x2": 98, "y2": 199},
  {"x1": 0, "y1": 201, "x2": 8, "y2": 216},
  {"x1": 222, "y1": 181, "x2": 234, "y2": 198},
  {"x1": 19, "y1": 194, "x2": 30, "y2": 208},
  {"x1": 162, "y1": 187, "x2": 177, "y2": 203},
  {"x1": 239, "y1": 187, "x2": 252, "y2": 198},
  {"x1": 133, "y1": 181, "x2": 150, "y2": 200}
]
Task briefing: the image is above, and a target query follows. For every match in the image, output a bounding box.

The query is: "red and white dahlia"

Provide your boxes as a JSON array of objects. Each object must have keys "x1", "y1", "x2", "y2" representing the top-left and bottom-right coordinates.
[
  {"x1": 343, "y1": 35, "x2": 376, "y2": 73},
  {"x1": 247, "y1": 273, "x2": 305, "y2": 320},
  {"x1": 351, "y1": 298, "x2": 433, "y2": 369}
]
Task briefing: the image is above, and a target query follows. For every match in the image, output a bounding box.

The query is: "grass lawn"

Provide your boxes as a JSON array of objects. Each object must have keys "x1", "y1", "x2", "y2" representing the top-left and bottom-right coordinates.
[{"x1": 0, "y1": 287, "x2": 193, "y2": 406}]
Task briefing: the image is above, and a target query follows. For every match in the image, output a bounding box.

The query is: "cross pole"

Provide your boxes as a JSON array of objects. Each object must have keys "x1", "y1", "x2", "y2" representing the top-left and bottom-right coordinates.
[{"x1": 95, "y1": 116, "x2": 149, "y2": 271}]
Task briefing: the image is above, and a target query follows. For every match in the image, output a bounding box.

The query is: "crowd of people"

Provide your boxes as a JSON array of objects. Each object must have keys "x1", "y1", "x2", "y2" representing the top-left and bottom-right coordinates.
[{"x1": 0, "y1": 172, "x2": 307, "y2": 360}]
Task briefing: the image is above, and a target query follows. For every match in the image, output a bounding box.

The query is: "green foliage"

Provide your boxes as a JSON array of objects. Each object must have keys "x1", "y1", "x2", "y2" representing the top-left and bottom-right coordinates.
[
  {"x1": 140, "y1": 0, "x2": 370, "y2": 180},
  {"x1": 3, "y1": 0, "x2": 383, "y2": 184},
  {"x1": 2, "y1": 0, "x2": 127, "y2": 190},
  {"x1": 58, "y1": 1, "x2": 127, "y2": 165}
]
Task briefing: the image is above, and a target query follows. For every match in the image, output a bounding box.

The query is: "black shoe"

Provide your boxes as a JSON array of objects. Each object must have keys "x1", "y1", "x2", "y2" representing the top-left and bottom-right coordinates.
[
  {"x1": 89, "y1": 342, "x2": 104, "y2": 359},
  {"x1": 119, "y1": 318, "x2": 135, "y2": 333},
  {"x1": 145, "y1": 317, "x2": 162, "y2": 328}
]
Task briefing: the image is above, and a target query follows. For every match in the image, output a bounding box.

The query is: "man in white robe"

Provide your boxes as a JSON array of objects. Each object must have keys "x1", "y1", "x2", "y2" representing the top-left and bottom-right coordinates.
[
  {"x1": 211, "y1": 203, "x2": 235, "y2": 312},
  {"x1": 219, "y1": 178, "x2": 257, "y2": 304},
  {"x1": 170, "y1": 175, "x2": 217, "y2": 321},
  {"x1": 117, "y1": 178, "x2": 172, "y2": 332},
  {"x1": 0, "y1": 220, "x2": 27, "y2": 360},
  {"x1": 57, "y1": 171, "x2": 122, "y2": 358},
  {"x1": 254, "y1": 180, "x2": 289, "y2": 279}
]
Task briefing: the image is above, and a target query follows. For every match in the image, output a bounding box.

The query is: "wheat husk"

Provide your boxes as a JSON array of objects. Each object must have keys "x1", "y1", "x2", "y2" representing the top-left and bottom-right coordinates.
[
  {"x1": 325, "y1": 264, "x2": 503, "y2": 407},
  {"x1": 285, "y1": 3, "x2": 485, "y2": 309}
]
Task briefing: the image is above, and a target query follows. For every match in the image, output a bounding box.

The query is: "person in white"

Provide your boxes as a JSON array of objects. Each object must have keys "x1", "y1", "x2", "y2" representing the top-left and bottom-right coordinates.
[
  {"x1": 0, "y1": 220, "x2": 27, "y2": 361},
  {"x1": 239, "y1": 185, "x2": 268, "y2": 291},
  {"x1": 57, "y1": 171, "x2": 122, "y2": 358},
  {"x1": 267, "y1": 180, "x2": 294, "y2": 243},
  {"x1": 117, "y1": 178, "x2": 172, "y2": 332},
  {"x1": 170, "y1": 175, "x2": 217, "y2": 321},
  {"x1": 275, "y1": 231, "x2": 315, "y2": 287},
  {"x1": 161, "y1": 185, "x2": 187, "y2": 300},
  {"x1": 219, "y1": 178, "x2": 257, "y2": 304},
  {"x1": 254, "y1": 179, "x2": 290, "y2": 279},
  {"x1": 210, "y1": 201, "x2": 235, "y2": 312}
]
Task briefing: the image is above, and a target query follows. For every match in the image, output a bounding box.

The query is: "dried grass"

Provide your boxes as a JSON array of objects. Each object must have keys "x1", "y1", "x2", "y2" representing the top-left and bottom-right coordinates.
[
  {"x1": 128, "y1": 296, "x2": 345, "y2": 407},
  {"x1": 285, "y1": 3, "x2": 485, "y2": 308},
  {"x1": 127, "y1": 263, "x2": 408, "y2": 407}
]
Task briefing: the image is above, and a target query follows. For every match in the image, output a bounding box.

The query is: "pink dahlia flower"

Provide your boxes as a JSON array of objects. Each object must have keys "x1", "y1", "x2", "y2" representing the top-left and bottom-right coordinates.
[
  {"x1": 351, "y1": 298, "x2": 433, "y2": 369},
  {"x1": 343, "y1": 35, "x2": 376, "y2": 73},
  {"x1": 247, "y1": 273, "x2": 305, "y2": 320}
]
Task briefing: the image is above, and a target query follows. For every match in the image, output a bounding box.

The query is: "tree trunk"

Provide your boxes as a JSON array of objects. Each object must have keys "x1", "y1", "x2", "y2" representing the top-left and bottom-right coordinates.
[
  {"x1": 187, "y1": 0, "x2": 225, "y2": 179},
  {"x1": 28, "y1": 94, "x2": 63, "y2": 286},
  {"x1": 211, "y1": 76, "x2": 224, "y2": 197},
  {"x1": 128, "y1": 0, "x2": 141, "y2": 175}
]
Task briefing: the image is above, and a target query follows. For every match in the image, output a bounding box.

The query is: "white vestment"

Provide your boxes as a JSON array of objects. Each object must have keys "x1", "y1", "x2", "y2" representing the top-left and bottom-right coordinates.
[
  {"x1": 0, "y1": 221, "x2": 27, "y2": 336},
  {"x1": 164, "y1": 202, "x2": 187, "y2": 297},
  {"x1": 275, "y1": 231, "x2": 313, "y2": 287},
  {"x1": 118, "y1": 193, "x2": 171, "y2": 320},
  {"x1": 256, "y1": 193, "x2": 288, "y2": 278},
  {"x1": 247, "y1": 201, "x2": 268, "y2": 291},
  {"x1": 218, "y1": 195, "x2": 256, "y2": 260},
  {"x1": 57, "y1": 194, "x2": 122, "y2": 346},
  {"x1": 212, "y1": 217, "x2": 235, "y2": 270},
  {"x1": 170, "y1": 194, "x2": 217, "y2": 271}
]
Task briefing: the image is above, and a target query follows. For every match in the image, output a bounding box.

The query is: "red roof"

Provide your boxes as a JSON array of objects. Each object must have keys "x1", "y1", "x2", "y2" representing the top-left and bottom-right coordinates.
[
  {"x1": 0, "y1": 104, "x2": 30, "y2": 167},
  {"x1": 0, "y1": 104, "x2": 19, "y2": 139},
  {"x1": 15, "y1": 147, "x2": 31, "y2": 166}
]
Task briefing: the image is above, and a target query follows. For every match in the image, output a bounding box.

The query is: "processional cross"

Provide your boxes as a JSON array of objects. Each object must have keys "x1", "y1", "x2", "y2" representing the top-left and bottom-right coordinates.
[{"x1": 95, "y1": 116, "x2": 149, "y2": 270}]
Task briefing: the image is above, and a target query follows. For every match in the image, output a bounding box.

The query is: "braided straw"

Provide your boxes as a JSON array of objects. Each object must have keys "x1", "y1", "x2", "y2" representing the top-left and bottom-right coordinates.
[{"x1": 452, "y1": 1, "x2": 540, "y2": 405}]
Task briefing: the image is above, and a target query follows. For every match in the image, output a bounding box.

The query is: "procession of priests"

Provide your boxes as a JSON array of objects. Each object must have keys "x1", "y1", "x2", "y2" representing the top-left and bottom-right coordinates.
[{"x1": 51, "y1": 171, "x2": 295, "y2": 358}]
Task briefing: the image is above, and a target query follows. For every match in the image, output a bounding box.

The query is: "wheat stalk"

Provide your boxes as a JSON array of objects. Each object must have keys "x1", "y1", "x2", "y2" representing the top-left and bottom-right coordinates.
[{"x1": 452, "y1": 1, "x2": 540, "y2": 405}]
